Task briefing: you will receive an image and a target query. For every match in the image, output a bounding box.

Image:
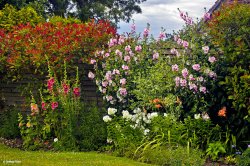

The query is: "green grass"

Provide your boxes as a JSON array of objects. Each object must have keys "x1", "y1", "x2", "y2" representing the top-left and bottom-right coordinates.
[{"x1": 0, "y1": 144, "x2": 151, "y2": 166}]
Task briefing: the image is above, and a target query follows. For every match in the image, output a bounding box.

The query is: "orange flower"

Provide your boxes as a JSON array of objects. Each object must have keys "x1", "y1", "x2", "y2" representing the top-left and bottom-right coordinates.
[
  {"x1": 31, "y1": 103, "x2": 39, "y2": 112},
  {"x1": 155, "y1": 104, "x2": 162, "y2": 109},
  {"x1": 153, "y1": 98, "x2": 161, "y2": 104},
  {"x1": 218, "y1": 106, "x2": 226, "y2": 117}
]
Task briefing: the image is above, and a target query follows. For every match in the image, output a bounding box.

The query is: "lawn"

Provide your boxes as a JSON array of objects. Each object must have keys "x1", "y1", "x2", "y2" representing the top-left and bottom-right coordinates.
[{"x1": 0, "y1": 144, "x2": 151, "y2": 166}]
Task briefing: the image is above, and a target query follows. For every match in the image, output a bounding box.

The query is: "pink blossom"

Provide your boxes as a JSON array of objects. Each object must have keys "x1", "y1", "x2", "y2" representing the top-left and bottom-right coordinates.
[
  {"x1": 180, "y1": 78, "x2": 187, "y2": 87},
  {"x1": 189, "y1": 74, "x2": 196, "y2": 81},
  {"x1": 118, "y1": 35, "x2": 125, "y2": 44},
  {"x1": 182, "y1": 68, "x2": 189, "y2": 78},
  {"x1": 90, "y1": 59, "x2": 96, "y2": 64},
  {"x1": 189, "y1": 83, "x2": 198, "y2": 92},
  {"x1": 177, "y1": 38, "x2": 183, "y2": 45},
  {"x1": 62, "y1": 83, "x2": 70, "y2": 94},
  {"x1": 51, "y1": 101, "x2": 58, "y2": 110},
  {"x1": 186, "y1": 17, "x2": 193, "y2": 25},
  {"x1": 102, "y1": 81, "x2": 109, "y2": 87},
  {"x1": 202, "y1": 46, "x2": 209, "y2": 54},
  {"x1": 122, "y1": 65, "x2": 129, "y2": 70},
  {"x1": 112, "y1": 69, "x2": 120, "y2": 75},
  {"x1": 125, "y1": 45, "x2": 131, "y2": 52},
  {"x1": 192, "y1": 64, "x2": 201, "y2": 71},
  {"x1": 124, "y1": 55, "x2": 131, "y2": 62},
  {"x1": 197, "y1": 76, "x2": 204, "y2": 82},
  {"x1": 102, "y1": 88, "x2": 107, "y2": 94},
  {"x1": 106, "y1": 95, "x2": 113, "y2": 101},
  {"x1": 104, "y1": 53, "x2": 110, "y2": 57},
  {"x1": 131, "y1": 23, "x2": 136, "y2": 33},
  {"x1": 183, "y1": 41, "x2": 189, "y2": 48},
  {"x1": 143, "y1": 28, "x2": 150, "y2": 37},
  {"x1": 120, "y1": 78, "x2": 126, "y2": 85},
  {"x1": 172, "y1": 64, "x2": 179, "y2": 71},
  {"x1": 41, "y1": 102, "x2": 46, "y2": 110},
  {"x1": 170, "y1": 48, "x2": 177, "y2": 54},
  {"x1": 199, "y1": 86, "x2": 207, "y2": 93},
  {"x1": 115, "y1": 49, "x2": 123, "y2": 57},
  {"x1": 204, "y1": 12, "x2": 211, "y2": 21},
  {"x1": 119, "y1": 88, "x2": 127, "y2": 96},
  {"x1": 47, "y1": 77, "x2": 55, "y2": 91},
  {"x1": 175, "y1": 77, "x2": 180, "y2": 87},
  {"x1": 88, "y1": 71, "x2": 95, "y2": 79},
  {"x1": 105, "y1": 71, "x2": 112, "y2": 80},
  {"x1": 158, "y1": 32, "x2": 166, "y2": 40},
  {"x1": 208, "y1": 56, "x2": 216, "y2": 63},
  {"x1": 129, "y1": 51, "x2": 134, "y2": 56},
  {"x1": 135, "y1": 45, "x2": 142, "y2": 52},
  {"x1": 209, "y1": 71, "x2": 217, "y2": 78},
  {"x1": 174, "y1": 35, "x2": 179, "y2": 42},
  {"x1": 73, "y1": 87, "x2": 80, "y2": 97},
  {"x1": 153, "y1": 52, "x2": 159, "y2": 60}
]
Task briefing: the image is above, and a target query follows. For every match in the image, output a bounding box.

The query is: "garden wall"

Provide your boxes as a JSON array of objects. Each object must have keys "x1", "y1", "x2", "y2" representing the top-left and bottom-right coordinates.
[{"x1": 0, "y1": 63, "x2": 103, "y2": 111}]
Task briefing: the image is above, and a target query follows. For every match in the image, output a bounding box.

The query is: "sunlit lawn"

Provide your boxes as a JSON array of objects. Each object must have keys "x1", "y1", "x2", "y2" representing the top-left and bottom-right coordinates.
[{"x1": 0, "y1": 144, "x2": 151, "y2": 166}]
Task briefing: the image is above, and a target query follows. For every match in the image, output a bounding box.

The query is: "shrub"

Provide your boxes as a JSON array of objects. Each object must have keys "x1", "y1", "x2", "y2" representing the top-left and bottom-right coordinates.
[
  {"x1": 236, "y1": 147, "x2": 250, "y2": 166},
  {"x1": 0, "y1": 4, "x2": 44, "y2": 31}
]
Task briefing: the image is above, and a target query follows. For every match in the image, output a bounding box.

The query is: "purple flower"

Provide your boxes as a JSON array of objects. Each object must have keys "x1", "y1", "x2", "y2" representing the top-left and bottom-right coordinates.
[
  {"x1": 180, "y1": 78, "x2": 187, "y2": 87},
  {"x1": 119, "y1": 88, "x2": 127, "y2": 96},
  {"x1": 88, "y1": 71, "x2": 95, "y2": 79},
  {"x1": 122, "y1": 65, "x2": 129, "y2": 70},
  {"x1": 175, "y1": 77, "x2": 180, "y2": 87},
  {"x1": 192, "y1": 64, "x2": 201, "y2": 71},
  {"x1": 143, "y1": 28, "x2": 150, "y2": 37},
  {"x1": 204, "y1": 12, "x2": 211, "y2": 21},
  {"x1": 189, "y1": 74, "x2": 196, "y2": 81},
  {"x1": 102, "y1": 81, "x2": 108, "y2": 87},
  {"x1": 118, "y1": 35, "x2": 125, "y2": 44},
  {"x1": 158, "y1": 32, "x2": 166, "y2": 40},
  {"x1": 199, "y1": 86, "x2": 207, "y2": 94},
  {"x1": 177, "y1": 38, "x2": 183, "y2": 45},
  {"x1": 112, "y1": 69, "x2": 120, "y2": 75},
  {"x1": 189, "y1": 83, "x2": 198, "y2": 92},
  {"x1": 153, "y1": 52, "x2": 159, "y2": 60},
  {"x1": 104, "y1": 53, "x2": 110, "y2": 57},
  {"x1": 120, "y1": 78, "x2": 126, "y2": 85},
  {"x1": 135, "y1": 45, "x2": 142, "y2": 52},
  {"x1": 125, "y1": 45, "x2": 131, "y2": 52},
  {"x1": 131, "y1": 23, "x2": 136, "y2": 33},
  {"x1": 202, "y1": 46, "x2": 209, "y2": 54},
  {"x1": 105, "y1": 71, "x2": 112, "y2": 80},
  {"x1": 90, "y1": 59, "x2": 96, "y2": 64},
  {"x1": 124, "y1": 55, "x2": 131, "y2": 62},
  {"x1": 183, "y1": 41, "x2": 189, "y2": 48},
  {"x1": 172, "y1": 64, "x2": 179, "y2": 71},
  {"x1": 208, "y1": 56, "x2": 216, "y2": 63},
  {"x1": 182, "y1": 68, "x2": 189, "y2": 78},
  {"x1": 115, "y1": 49, "x2": 122, "y2": 57}
]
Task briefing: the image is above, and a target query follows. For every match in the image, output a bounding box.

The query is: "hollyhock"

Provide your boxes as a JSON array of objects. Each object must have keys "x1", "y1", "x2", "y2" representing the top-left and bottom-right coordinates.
[
  {"x1": 47, "y1": 77, "x2": 55, "y2": 91},
  {"x1": 51, "y1": 101, "x2": 58, "y2": 110},
  {"x1": 182, "y1": 68, "x2": 189, "y2": 78},
  {"x1": 192, "y1": 64, "x2": 201, "y2": 71},
  {"x1": 208, "y1": 56, "x2": 216, "y2": 63},
  {"x1": 122, "y1": 65, "x2": 129, "y2": 70},
  {"x1": 177, "y1": 38, "x2": 183, "y2": 45},
  {"x1": 183, "y1": 41, "x2": 189, "y2": 48},
  {"x1": 189, "y1": 83, "x2": 198, "y2": 92},
  {"x1": 41, "y1": 102, "x2": 46, "y2": 110},
  {"x1": 172, "y1": 64, "x2": 179, "y2": 71},
  {"x1": 112, "y1": 69, "x2": 120, "y2": 75},
  {"x1": 180, "y1": 78, "x2": 187, "y2": 87},
  {"x1": 209, "y1": 71, "x2": 217, "y2": 78},
  {"x1": 105, "y1": 71, "x2": 112, "y2": 80},
  {"x1": 73, "y1": 87, "x2": 80, "y2": 97},
  {"x1": 202, "y1": 46, "x2": 209, "y2": 54},
  {"x1": 119, "y1": 88, "x2": 127, "y2": 96},
  {"x1": 102, "y1": 81, "x2": 109, "y2": 87},
  {"x1": 90, "y1": 59, "x2": 96, "y2": 64},
  {"x1": 189, "y1": 74, "x2": 196, "y2": 81},
  {"x1": 125, "y1": 45, "x2": 131, "y2": 52},
  {"x1": 31, "y1": 103, "x2": 39, "y2": 113},
  {"x1": 199, "y1": 86, "x2": 207, "y2": 93},
  {"x1": 204, "y1": 12, "x2": 211, "y2": 21},
  {"x1": 152, "y1": 52, "x2": 159, "y2": 60},
  {"x1": 62, "y1": 83, "x2": 70, "y2": 94},
  {"x1": 108, "y1": 107, "x2": 117, "y2": 115},
  {"x1": 104, "y1": 53, "x2": 110, "y2": 57},
  {"x1": 120, "y1": 78, "x2": 126, "y2": 85},
  {"x1": 106, "y1": 95, "x2": 113, "y2": 101},
  {"x1": 124, "y1": 55, "x2": 131, "y2": 62},
  {"x1": 175, "y1": 77, "x2": 180, "y2": 87},
  {"x1": 88, "y1": 71, "x2": 95, "y2": 79},
  {"x1": 143, "y1": 28, "x2": 150, "y2": 37},
  {"x1": 131, "y1": 23, "x2": 136, "y2": 33},
  {"x1": 103, "y1": 115, "x2": 112, "y2": 122},
  {"x1": 135, "y1": 45, "x2": 142, "y2": 52},
  {"x1": 118, "y1": 35, "x2": 125, "y2": 44},
  {"x1": 170, "y1": 48, "x2": 177, "y2": 54},
  {"x1": 197, "y1": 76, "x2": 204, "y2": 82},
  {"x1": 158, "y1": 31, "x2": 166, "y2": 40}
]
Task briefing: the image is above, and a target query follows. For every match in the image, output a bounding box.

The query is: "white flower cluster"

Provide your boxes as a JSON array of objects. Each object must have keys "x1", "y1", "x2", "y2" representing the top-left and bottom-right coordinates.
[
  {"x1": 194, "y1": 112, "x2": 210, "y2": 121},
  {"x1": 108, "y1": 107, "x2": 117, "y2": 115}
]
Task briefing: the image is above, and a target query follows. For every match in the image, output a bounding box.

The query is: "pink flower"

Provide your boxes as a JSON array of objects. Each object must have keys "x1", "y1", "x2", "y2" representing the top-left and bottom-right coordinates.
[
  {"x1": 90, "y1": 59, "x2": 96, "y2": 64},
  {"x1": 172, "y1": 64, "x2": 179, "y2": 71},
  {"x1": 177, "y1": 38, "x2": 183, "y2": 45},
  {"x1": 112, "y1": 69, "x2": 120, "y2": 75},
  {"x1": 204, "y1": 12, "x2": 211, "y2": 21},
  {"x1": 125, "y1": 45, "x2": 131, "y2": 52},
  {"x1": 88, "y1": 71, "x2": 95, "y2": 79},
  {"x1": 197, "y1": 76, "x2": 204, "y2": 82},
  {"x1": 209, "y1": 71, "x2": 217, "y2": 78},
  {"x1": 118, "y1": 35, "x2": 125, "y2": 44},
  {"x1": 47, "y1": 77, "x2": 55, "y2": 91},
  {"x1": 199, "y1": 86, "x2": 207, "y2": 94},
  {"x1": 189, "y1": 74, "x2": 196, "y2": 81},
  {"x1": 153, "y1": 52, "x2": 159, "y2": 60},
  {"x1": 62, "y1": 83, "x2": 70, "y2": 94},
  {"x1": 105, "y1": 71, "x2": 112, "y2": 80},
  {"x1": 189, "y1": 83, "x2": 198, "y2": 92},
  {"x1": 183, "y1": 41, "x2": 189, "y2": 48},
  {"x1": 175, "y1": 77, "x2": 180, "y2": 87},
  {"x1": 122, "y1": 65, "x2": 129, "y2": 70},
  {"x1": 192, "y1": 64, "x2": 201, "y2": 71},
  {"x1": 135, "y1": 45, "x2": 142, "y2": 52},
  {"x1": 182, "y1": 68, "x2": 189, "y2": 78},
  {"x1": 124, "y1": 55, "x2": 131, "y2": 62},
  {"x1": 106, "y1": 95, "x2": 113, "y2": 101},
  {"x1": 102, "y1": 88, "x2": 107, "y2": 94},
  {"x1": 119, "y1": 88, "x2": 127, "y2": 96},
  {"x1": 170, "y1": 48, "x2": 177, "y2": 54},
  {"x1": 131, "y1": 23, "x2": 136, "y2": 33},
  {"x1": 104, "y1": 53, "x2": 110, "y2": 57},
  {"x1": 102, "y1": 81, "x2": 108, "y2": 87},
  {"x1": 174, "y1": 35, "x2": 179, "y2": 42},
  {"x1": 115, "y1": 49, "x2": 123, "y2": 57},
  {"x1": 208, "y1": 56, "x2": 216, "y2": 63},
  {"x1": 120, "y1": 78, "x2": 126, "y2": 85},
  {"x1": 143, "y1": 28, "x2": 150, "y2": 37},
  {"x1": 202, "y1": 46, "x2": 209, "y2": 54},
  {"x1": 73, "y1": 87, "x2": 80, "y2": 97},
  {"x1": 158, "y1": 32, "x2": 166, "y2": 40},
  {"x1": 180, "y1": 78, "x2": 187, "y2": 87},
  {"x1": 41, "y1": 102, "x2": 46, "y2": 110},
  {"x1": 51, "y1": 102, "x2": 58, "y2": 110}
]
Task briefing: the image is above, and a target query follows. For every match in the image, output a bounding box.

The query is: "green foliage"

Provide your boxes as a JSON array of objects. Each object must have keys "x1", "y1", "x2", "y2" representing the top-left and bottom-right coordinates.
[
  {"x1": 236, "y1": 148, "x2": 250, "y2": 166},
  {"x1": 139, "y1": 146, "x2": 205, "y2": 166},
  {"x1": 0, "y1": 4, "x2": 44, "y2": 31},
  {"x1": 0, "y1": 106, "x2": 20, "y2": 139},
  {"x1": 48, "y1": 16, "x2": 81, "y2": 25},
  {"x1": 206, "y1": 142, "x2": 226, "y2": 161},
  {"x1": 76, "y1": 104, "x2": 107, "y2": 151}
]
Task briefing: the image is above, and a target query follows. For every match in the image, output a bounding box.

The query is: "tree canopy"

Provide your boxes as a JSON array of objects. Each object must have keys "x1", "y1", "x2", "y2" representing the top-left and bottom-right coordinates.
[{"x1": 0, "y1": 0, "x2": 147, "y2": 23}]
